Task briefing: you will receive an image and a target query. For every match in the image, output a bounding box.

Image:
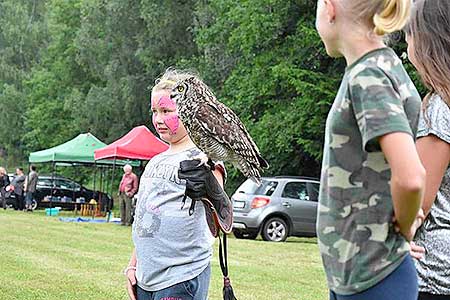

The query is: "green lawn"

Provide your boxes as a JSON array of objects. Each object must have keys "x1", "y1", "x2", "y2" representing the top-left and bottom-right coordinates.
[{"x1": 0, "y1": 209, "x2": 327, "y2": 300}]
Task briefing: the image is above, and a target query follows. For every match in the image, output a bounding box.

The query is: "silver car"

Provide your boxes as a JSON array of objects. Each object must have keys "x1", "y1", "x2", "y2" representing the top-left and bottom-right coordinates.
[{"x1": 232, "y1": 176, "x2": 320, "y2": 242}]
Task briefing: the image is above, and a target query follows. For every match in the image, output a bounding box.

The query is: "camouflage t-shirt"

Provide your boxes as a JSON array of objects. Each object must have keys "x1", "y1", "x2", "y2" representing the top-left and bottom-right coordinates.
[{"x1": 317, "y1": 48, "x2": 421, "y2": 295}]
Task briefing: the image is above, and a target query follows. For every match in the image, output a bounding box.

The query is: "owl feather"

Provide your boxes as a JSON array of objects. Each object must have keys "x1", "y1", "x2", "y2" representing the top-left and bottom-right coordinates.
[{"x1": 171, "y1": 76, "x2": 269, "y2": 184}]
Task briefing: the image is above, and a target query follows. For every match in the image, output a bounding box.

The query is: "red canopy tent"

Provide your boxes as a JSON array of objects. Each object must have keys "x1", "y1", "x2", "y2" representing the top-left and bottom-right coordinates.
[{"x1": 94, "y1": 125, "x2": 168, "y2": 161}]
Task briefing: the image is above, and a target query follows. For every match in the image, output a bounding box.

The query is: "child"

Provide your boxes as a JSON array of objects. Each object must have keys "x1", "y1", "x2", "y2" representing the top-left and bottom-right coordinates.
[
  {"x1": 405, "y1": 1, "x2": 450, "y2": 299},
  {"x1": 315, "y1": 0, "x2": 426, "y2": 299},
  {"x1": 124, "y1": 69, "x2": 225, "y2": 300}
]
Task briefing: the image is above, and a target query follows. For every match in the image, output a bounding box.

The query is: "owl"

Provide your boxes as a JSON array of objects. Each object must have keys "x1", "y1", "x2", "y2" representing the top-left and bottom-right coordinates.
[{"x1": 170, "y1": 76, "x2": 269, "y2": 185}]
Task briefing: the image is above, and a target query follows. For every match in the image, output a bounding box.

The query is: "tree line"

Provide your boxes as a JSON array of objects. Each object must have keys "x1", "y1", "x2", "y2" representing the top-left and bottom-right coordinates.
[{"x1": 0, "y1": 0, "x2": 424, "y2": 192}]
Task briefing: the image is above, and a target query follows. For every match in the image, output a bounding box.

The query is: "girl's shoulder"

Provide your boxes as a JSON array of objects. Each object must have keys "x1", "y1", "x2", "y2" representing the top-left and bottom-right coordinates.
[
  {"x1": 347, "y1": 48, "x2": 400, "y2": 77},
  {"x1": 419, "y1": 94, "x2": 450, "y2": 142},
  {"x1": 427, "y1": 94, "x2": 450, "y2": 113}
]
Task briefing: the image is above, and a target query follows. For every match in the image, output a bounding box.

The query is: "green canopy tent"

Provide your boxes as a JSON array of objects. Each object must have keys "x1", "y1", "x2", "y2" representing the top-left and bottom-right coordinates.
[
  {"x1": 28, "y1": 133, "x2": 138, "y2": 214},
  {"x1": 29, "y1": 132, "x2": 138, "y2": 166}
]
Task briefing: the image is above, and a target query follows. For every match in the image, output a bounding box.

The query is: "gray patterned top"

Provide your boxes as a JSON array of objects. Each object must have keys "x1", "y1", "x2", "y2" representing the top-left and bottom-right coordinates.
[
  {"x1": 132, "y1": 147, "x2": 214, "y2": 291},
  {"x1": 414, "y1": 94, "x2": 450, "y2": 295}
]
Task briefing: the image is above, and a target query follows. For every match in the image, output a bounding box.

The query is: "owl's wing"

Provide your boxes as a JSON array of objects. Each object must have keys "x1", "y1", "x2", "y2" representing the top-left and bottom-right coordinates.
[{"x1": 194, "y1": 100, "x2": 267, "y2": 168}]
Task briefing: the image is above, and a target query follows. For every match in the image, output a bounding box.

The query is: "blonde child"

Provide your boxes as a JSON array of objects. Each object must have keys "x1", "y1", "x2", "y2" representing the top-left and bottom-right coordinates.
[
  {"x1": 405, "y1": 1, "x2": 450, "y2": 299},
  {"x1": 315, "y1": 0, "x2": 426, "y2": 299},
  {"x1": 124, "y1": 69, "x2": 225, "y2": 300}
]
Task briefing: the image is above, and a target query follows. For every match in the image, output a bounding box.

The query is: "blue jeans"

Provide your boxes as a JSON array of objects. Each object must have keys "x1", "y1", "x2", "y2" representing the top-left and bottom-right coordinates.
[
  {"x1": 25, "y1": 192, "x2": 34, "y2": 207},
  {"x1": 330, "y1": 255, "x2": 418, "y2": 300},
  {"x1": 137, "y1": 265, "x2": 211, "y2": 300}
]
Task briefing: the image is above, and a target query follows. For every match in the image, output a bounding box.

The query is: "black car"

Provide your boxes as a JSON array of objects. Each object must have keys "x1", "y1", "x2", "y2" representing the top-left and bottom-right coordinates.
[{"x1": 5, "y1": 175, "x2": 112, "y2": 211}]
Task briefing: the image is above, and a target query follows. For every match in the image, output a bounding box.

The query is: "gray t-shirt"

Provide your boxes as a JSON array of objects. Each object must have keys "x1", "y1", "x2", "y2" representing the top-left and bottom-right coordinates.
[
  {"x1": 26, "y1": 171, "x2": 38, "y2": 193},
  {"x1": 132, "y1": 147, "x2": 214, "y2": 291},
  {"x1": 414, "y1": 94, "x2": 450, "y2": 295}
]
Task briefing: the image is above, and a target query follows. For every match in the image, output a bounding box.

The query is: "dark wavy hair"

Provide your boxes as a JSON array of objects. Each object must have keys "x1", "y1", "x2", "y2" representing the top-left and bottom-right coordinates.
[{"x1": 405, "y1": 0, "x2": 450, "y2": 108}]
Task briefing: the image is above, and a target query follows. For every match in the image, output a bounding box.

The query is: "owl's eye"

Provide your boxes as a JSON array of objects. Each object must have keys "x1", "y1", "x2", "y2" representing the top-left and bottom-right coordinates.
[{"x1": 177, "y1": 86, "x2": 185, "y2": 92}]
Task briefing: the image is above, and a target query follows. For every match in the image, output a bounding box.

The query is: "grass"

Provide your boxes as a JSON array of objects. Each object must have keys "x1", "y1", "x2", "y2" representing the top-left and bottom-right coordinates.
[{"x1": 0, "y1": 209, "x2": 328, "y2": 300}]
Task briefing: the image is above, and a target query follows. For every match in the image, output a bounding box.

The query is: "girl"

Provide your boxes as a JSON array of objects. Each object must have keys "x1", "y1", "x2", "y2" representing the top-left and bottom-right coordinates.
[
  {"x1": 315, "y1": 0, "x2": 426, "y2": 299},
  {"x1": 124, "y1": 69, "x2": 224, "y2": 300},
  {"x1": 405, "y1": 1, "x2": 450, "y2": 299}
]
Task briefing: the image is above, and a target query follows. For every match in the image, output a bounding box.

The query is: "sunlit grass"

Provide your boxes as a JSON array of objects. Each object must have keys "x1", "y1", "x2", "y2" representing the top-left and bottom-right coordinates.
[{"x1": 0, "y1": 209, "x2": 327, "y2": 300}]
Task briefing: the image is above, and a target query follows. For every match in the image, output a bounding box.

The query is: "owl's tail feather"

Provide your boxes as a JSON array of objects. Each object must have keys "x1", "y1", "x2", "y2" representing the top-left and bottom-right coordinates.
[
  {"x1": 250, "y1": 175, "x2": 262, "y2": 186},
  {"x1": 257, "y1": 155, "x2": 269, "y2": 169}
]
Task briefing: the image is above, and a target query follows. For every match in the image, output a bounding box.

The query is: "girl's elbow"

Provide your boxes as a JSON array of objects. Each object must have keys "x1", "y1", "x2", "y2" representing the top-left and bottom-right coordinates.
[{"x1": 396, "y1": 166, "x2": 426, "y2": 193}]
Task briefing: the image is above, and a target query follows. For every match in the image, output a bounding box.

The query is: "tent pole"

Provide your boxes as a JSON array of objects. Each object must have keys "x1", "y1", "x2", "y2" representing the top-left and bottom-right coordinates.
[
  {"x1": 50, "y1": 162, "x2": 55, "y2": 210},
  {"x1": 107, "y1": 159, "x2": 116, "y2": 222}
]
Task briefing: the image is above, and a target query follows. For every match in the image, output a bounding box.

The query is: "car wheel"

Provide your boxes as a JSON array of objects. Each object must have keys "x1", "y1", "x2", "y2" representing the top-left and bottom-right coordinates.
[
  {"x1": 31, "y1": 200, "x2": 38, "y2": 210},
  {"x1": 233, "y1": 230, "x2": 258, "y2": 240},
  {"x1": 261, "y1": 217, "x2": 288, "y2": 242}
]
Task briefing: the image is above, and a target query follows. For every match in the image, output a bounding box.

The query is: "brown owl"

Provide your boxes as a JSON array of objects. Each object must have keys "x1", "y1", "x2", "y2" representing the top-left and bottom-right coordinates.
[{"x1": 170, "y1": 76, "x2": 269, "y2": 184}]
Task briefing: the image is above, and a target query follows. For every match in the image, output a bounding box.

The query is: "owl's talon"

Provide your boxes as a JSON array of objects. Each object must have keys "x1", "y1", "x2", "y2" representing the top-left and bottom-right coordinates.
[{"x1": 192, "y1": 154, "x2": 209, "y2": 168}]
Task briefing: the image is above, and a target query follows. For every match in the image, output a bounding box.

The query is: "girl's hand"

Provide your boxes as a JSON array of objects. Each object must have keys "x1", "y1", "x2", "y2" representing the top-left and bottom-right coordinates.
[
  {"x1": 393, "y1": 208, "x2": 425, "y2": 241},
  {"x1": 125, "y1": 267, "x2": 137, "y2": 300},
  {"x1": 410, "y1": 241, "x2": 425, "y2": 259}
]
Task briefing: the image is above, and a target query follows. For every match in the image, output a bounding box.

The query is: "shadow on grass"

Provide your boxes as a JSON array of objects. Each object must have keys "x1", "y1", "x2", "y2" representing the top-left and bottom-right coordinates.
[
  {"x1": 229, "y1": 236, "x2": 317, "y2": 245},
  {"x1": 285, "y1": 237, "x2": 317, "y2": 244}
]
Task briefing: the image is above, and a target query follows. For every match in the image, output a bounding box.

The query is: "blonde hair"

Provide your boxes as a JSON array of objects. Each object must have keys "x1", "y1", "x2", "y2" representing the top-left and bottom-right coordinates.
[
  {"x1": 346, "y1": 0, "x2": 412, "y2": 35},
  {"x1": 0, "y1": 167, "x2": 6, "y2": 175},
  {"x1": 152, "y1": 68, "x2": 199, "y2": 93}
]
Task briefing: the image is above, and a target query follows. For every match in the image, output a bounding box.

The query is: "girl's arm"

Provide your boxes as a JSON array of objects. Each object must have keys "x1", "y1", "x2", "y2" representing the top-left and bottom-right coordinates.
[
  {"x1": 416, "y1": 134, "x2": 450, "y2": 216},
  {"x1": 125, "y1": 249, "x2": 137, "y2": 300},
  {"x1": 380, "y1": 132, "x2": 426, "y2": 241}
]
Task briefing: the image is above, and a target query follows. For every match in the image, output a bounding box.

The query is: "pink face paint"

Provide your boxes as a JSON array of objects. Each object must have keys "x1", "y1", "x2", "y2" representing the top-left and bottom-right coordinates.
[
  {"x1": 158, "y1": 96, "x2": 176, "y2": 110},
  {"x1": 163, "y1": 115, "x2": 179, "y2": 134},
  {"x1": 151, "y1": 95, "x2": 180, "y2": 135}
]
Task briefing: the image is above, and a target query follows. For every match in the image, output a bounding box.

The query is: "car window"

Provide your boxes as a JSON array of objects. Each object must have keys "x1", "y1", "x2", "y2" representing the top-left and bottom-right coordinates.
[
  {"x1": 236, "y1": 179, "x2": 278, "y2": 196},
  {"x1": 55, "y1": 179, "x2": 80, "y2": 191},
  {"x1": 306, "y1": 182, "x2": 320, "y2": 202},
  {"x1": 37, "y1": 178, "x2": 53, "y2": 188},
  {"x1": 282, "y1": 182, "x2": 309, "y2": 201},
  {"x1": 255, "y1": 181, "x2": 278, "y2": 196}
]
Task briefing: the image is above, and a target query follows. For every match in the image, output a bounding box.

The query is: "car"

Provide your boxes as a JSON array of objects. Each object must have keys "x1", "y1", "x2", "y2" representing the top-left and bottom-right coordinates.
[
  {"x1": 34, "y1": 175, "x2": 113, "y2": 211},
  {"x1": 4, "y1": 175, "x2": 112, "y2": 211},
  {"x1": 231, "y1": 176, "x2": 320, "y2": 242}
]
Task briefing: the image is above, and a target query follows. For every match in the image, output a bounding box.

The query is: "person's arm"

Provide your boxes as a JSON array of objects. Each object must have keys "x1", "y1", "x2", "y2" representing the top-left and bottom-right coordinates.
[
  {"x1": 130, "y1": 174, "x2": 139, "y2": 196},
  {"x1": 380, "y1": 132, "x2": 426, "y2": 241},
  {"x1": 23, "y1": 176, "x2": 28, "y2": 192},
  {"x1": 125, "y1": 249, "x2": 137, "y2": 300},
  {"x1": 416, "y1": 135, "x2": 450, "y2": 217}
]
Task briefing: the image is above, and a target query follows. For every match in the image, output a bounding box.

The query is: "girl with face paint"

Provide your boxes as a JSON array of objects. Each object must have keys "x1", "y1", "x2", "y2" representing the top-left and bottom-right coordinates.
[
  {"x1": 125, "y1": 68, "x2": 226, "y2": 300},
  {"x1": 151, "y1": 89, "x2": 185, "y2": 145}
]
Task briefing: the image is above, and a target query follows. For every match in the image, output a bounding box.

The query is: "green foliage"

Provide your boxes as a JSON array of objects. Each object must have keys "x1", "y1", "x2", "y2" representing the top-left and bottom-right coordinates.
[
  {"x1": 193, "y1": 0, "x2": 343, "y2": 190},
  {"x1": 0, "y1": 0, "x2": 426, "y2": 191}
]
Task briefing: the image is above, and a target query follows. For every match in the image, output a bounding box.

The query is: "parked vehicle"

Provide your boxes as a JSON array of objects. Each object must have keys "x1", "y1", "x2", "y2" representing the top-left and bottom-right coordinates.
[
  {"x1": 5, "y1": 175, "x2": 112, "y2": 211},
  {"x1": 34, "y1": 175, "x2": 113, "y2": 210},
  {"x1": 232, "y1": 176, "x2": 320, "y2": 242}
]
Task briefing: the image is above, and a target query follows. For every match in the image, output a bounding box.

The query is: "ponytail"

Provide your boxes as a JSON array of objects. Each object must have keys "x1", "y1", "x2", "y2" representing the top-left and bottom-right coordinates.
[{"x1": 373, "y1": 0, "x2": 411, "y2": 35}]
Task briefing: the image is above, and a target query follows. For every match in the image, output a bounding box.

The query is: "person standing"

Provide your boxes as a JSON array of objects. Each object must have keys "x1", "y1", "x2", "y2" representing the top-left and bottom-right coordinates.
[
  {"x1": 404, "y1": 1, "x2": 450, "y2": 299},
  {"x1": 124, "y1": 69, "x2": 227, "y2": 300},
  {"x1": 10, "y1": 168, "x2": 26, "y2": 210},
  {"x1": 119, "y1": 164, "x2": 138, "y2": 226},
  {"x1": 315, "y1": 0, "x2": 426, "y2": 299},
  {"x1": 0, "y1": 167, "x2": 10, "y2": 210},
  {"x1": 24, "y1": 165, "x2": 38, "y2": 211}
]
